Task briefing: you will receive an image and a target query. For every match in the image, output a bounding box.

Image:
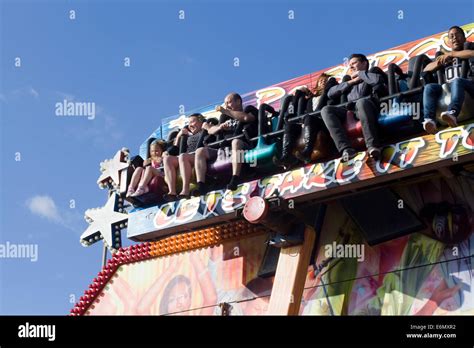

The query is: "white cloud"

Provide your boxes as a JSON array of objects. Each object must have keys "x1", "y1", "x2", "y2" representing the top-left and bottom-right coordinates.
[
  {"x1": 9, "y1": 86, "x2": 40, "y2": 100},
  {"x1": 26, "y1": 195, "x2": 62, "y2": 223},
  {"x1": 29, "y1": 87, "x2": 39, "y2": 99},
  {"x1": 25, "y1": 195, "x2": 83, "y2": 234}
]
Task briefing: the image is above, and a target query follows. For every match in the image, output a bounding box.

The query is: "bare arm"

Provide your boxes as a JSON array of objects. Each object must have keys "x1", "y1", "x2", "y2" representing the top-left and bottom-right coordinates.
[
  {"x1": 112, "y1": 276, "x2": 138, "y2": 314},
  {"x1": 415, "y1": 280, "x2": 461, "y2": 315},
  {"x1": 229, "y1": 109, "x2": 255, "y2": 122},
  {"x1": 450, "y1": 49, "x2": 474, "y2": 60},
  {"x1": 207, "y1": 123, "x2": 226, "y2": 135},
  {"x1": 189, "y1": 252, "x2": 217, "y2": 315},
  {"x1": 202, "y1": 120, "x2": 233, "y2": 135},
  {"x1": 173, "y1": 128, "x2": 189, "y2": 146},
  {"x1": 136, "y1": 257, "x2": 182, "y2": 315},
  {"x1": 218, "y1": 106, "x2": 255, "y2": 123},
  {"x1": 423, "y1": 56, "x2": 445, "y2": 73}
]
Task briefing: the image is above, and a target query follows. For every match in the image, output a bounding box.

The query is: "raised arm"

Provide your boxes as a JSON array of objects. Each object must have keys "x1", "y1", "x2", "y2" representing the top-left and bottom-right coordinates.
[
  {"x1": 217, "y1": 105, "x2": 255, "y2": 123},
  {"x1": 415, "y1": 279, "x2": 461, "y2": 315},
  {"x1": 173, "y1": 127, "x2": 190, "y2": 146},
  {"x1": 189, "y1": 251, "x2": 217, "y2": 315},
  {"x1": 112, "y1": 276, "x2": 139, "y2": 314},
  {"x1": 136, "y1": 257, "x2": 182, "y2": 315},
  {"x1": 205, "y1": 123, "x2": 232, "y2": 135},
  {"x1": 449, "y1": 49, "x2": 474, "y2": 60},
  {"x1": 423, "y1": 55, "x2": 446, "y2": 73}
]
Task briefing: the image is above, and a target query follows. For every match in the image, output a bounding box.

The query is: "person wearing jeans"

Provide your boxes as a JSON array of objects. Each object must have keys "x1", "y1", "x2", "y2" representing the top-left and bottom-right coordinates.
[
  {"x1": 448, "y1": 77, "x2": 474, "y2": 115},
  {"x1": 422, "y1": 25, "x2": 474, "y2": 134}
]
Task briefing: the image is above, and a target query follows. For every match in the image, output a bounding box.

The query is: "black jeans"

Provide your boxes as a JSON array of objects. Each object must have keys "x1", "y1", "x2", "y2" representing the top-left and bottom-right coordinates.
[{"x1": 321, "y1": 98, "x2": 380, "y2": 153}]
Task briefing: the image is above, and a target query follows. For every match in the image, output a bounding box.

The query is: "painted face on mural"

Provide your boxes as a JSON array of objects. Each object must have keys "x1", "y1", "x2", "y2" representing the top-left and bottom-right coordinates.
[{"x1": 167, "y1": 282, "x2": 192, "y2": 313}]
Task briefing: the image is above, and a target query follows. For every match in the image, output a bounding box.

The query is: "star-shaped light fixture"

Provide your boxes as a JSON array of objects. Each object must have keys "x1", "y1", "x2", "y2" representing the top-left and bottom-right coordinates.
[
  {"x1": 97, "y1": 149, "x2": 130, "y2": 189},
  {"x1": 80, "y1": 193, "x2": 128, "y2": 252}
]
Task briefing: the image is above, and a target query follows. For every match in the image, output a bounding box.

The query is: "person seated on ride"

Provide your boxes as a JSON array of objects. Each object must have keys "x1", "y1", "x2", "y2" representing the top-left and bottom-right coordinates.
[
  {"x1": 163, "y1": 113, "x2": 206, "y2": 200},
  {"x1": 277, "y1": 73, "x2": 338, "y2": 168},
  {"x1": 194, "y1": 92, "x2": 259, "y2": 194},
  {"x1": 126, "y1": 139, "x2": 166, "y2": 197},
  {"x1": 321, "y1": 53, "x2": 386, "y2": 162},
  {"x1": 421, "y1": 25, "x2": 474, "y2": 134}
]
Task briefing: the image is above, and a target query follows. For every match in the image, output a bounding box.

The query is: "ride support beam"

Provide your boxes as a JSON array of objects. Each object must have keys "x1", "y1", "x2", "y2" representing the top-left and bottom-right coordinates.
[{"x1": 267, "y1": 225, "x2": 316, "y2": 315}]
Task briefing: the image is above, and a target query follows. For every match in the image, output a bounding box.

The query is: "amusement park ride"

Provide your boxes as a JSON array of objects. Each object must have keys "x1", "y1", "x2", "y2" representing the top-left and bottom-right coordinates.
[{"x1": 72, "y1": 23, "x2": 474, "y2": 316}]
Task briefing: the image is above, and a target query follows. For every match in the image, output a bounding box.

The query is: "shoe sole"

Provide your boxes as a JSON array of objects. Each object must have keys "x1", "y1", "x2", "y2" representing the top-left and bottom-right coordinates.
[
  {"x1": 423, "y1": 122, "x2": 437, "y2": 134},
  {"x1": 369, "y1": 149, "x2": 381, "y2": 161},
  {"x1": 441, "y1": 113, "x2": 458, "y2": 127},
  {"x1": 341, "y1": 152, "x2": 357, "y2": 163}
]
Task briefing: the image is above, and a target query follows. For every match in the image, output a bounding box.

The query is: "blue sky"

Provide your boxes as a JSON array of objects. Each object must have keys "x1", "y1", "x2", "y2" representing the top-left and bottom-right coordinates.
[{"x1": 0, "y1": 0, "x2": 472, "y2": 314}]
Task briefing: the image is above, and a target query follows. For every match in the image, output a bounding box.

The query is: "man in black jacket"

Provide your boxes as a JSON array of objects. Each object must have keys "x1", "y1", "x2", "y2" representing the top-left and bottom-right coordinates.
[
  {"x1": 194, "y1": 92, "x2": 258, "y2": 194},
  {"x1": 321, "y1": 53, "x2": 384, "y2": 161}
]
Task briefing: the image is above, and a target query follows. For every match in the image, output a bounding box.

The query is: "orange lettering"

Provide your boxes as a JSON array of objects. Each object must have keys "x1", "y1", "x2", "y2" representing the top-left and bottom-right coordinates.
[
  {"x1": 375, "y1": 145, "x2": 397, "y2": 173},
  {"x1": 436, "y1": 127, "x2": 464, "y2": 158},
  {"x1": 397, "y1": 137, "x2": 426, "y2": 167},
  {"x1": 462, "y1": 124, "x2": 474, "y2": 150},
  {"x1": 256, "y1": 87, "x2": 286, "y2": 108}
]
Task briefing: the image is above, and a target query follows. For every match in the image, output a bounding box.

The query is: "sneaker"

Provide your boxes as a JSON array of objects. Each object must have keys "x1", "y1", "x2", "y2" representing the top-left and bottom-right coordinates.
[
  {"x1": 422, "y1": 119, "x2": 437, "y2": 134},
  {"x1": 341, "y1": 148, "x2": 357, "y2": 162},
  {"x1": 131, "y1": 185, "x2": 149, "y2": 197},
  {"x1": 440, "y1": 110, "x2": 458, "y2": 127},
  {"x1": 368, "y1": 147, "x2": 381, "y2": 161}
]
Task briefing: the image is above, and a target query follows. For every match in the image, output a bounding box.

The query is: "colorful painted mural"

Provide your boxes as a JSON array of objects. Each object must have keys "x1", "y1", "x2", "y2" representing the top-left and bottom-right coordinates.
[
  {"x1": 300, "y1": 175, "x2": 474, "y2": 316},
  {"x1": 88, "y1": 233, "x2": 273, "y2": 315}
]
